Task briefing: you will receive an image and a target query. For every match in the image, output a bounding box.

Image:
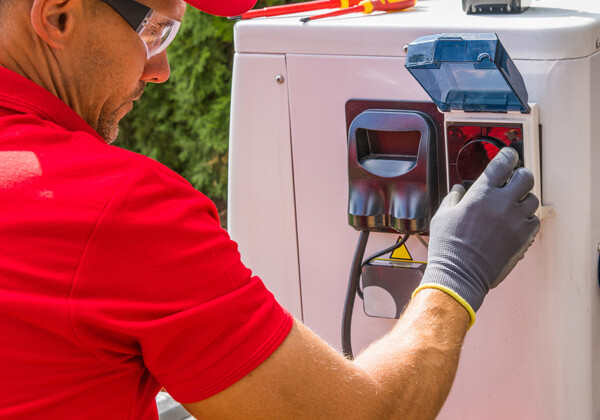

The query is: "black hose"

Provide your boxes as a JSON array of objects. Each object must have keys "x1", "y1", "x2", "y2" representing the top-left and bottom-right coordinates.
[
  {"x1": 342, "y1": 233, "x2": 413, "y2": 359},
  {"x1": 342, "y1": 230, "x2": 369, "y2": 360}
]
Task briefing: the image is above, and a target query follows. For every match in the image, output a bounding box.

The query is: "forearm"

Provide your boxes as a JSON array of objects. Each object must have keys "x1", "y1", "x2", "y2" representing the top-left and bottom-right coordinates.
[
  {"x1": 183, "y1": 290, "x2": 470, "y2": 420},
  {"x1": 355, "y1": 288, "x2": 470, "y2": 419}
]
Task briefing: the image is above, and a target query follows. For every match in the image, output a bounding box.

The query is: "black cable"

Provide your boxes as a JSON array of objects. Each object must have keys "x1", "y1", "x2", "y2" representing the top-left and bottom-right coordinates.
[
  {"x1": 356, "y1": 234, "x2": 411, "y2": 300},
  {"x1": 342, "y1": 230, "x2": 369, "y2": 360},
  {"x1": 342, "y1": 233, "x2": 413, "y2": 359}
]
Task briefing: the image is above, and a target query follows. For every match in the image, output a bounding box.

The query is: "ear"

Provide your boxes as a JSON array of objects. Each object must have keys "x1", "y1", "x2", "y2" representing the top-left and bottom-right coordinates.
[{"x1": 30, "y1": 0, "x2": 81, "y2": 49}]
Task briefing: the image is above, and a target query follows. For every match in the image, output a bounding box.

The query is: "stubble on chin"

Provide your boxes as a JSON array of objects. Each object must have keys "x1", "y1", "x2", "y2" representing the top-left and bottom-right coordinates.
[
  {"x1": 96, "y1": 111, "x2": 120, "y2": 144},
  {"x1": 97, "y1": 83, "x2": 145, "y2": 144}
]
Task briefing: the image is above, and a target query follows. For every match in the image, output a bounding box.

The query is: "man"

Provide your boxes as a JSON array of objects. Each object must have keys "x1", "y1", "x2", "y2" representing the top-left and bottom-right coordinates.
[{"x1": 0, "y1": 0, "x2": 540, "y2": 418}]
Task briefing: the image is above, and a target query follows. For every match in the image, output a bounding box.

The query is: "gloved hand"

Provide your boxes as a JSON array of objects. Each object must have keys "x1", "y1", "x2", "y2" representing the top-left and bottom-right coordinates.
[{"x1": 413, "y1": 147, "x2": 540, "y2": 326}]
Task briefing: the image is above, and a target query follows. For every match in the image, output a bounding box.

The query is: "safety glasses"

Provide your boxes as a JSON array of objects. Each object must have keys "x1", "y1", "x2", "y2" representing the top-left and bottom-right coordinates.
[{"x1": 100, "y1": 0, "x2": 181, "y2": 59}]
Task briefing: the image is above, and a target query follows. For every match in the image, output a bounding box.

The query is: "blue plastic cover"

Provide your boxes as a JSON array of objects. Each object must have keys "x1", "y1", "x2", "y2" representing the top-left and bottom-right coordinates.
[{"x1": 405, "y1": 33, "x2": 530, "y2": 113}]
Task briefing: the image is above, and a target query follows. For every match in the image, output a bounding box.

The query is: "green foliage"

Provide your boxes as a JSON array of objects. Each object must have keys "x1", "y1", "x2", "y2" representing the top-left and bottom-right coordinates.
[{"x1": 118, "y1": 1, "x2": 292, "y2": 203}]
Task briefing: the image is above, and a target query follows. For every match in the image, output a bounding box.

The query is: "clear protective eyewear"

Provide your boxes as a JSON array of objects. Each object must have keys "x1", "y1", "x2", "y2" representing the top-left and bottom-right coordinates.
[{"x1": 101, "y1": 0, "x2": 182, "y2": 59}]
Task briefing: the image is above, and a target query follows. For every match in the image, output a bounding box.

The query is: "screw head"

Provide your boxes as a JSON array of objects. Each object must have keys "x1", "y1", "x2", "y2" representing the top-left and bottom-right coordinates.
[
  {"x1": 403, "y1": 44, "x2": 409, "y2": 53},
  {"x1": 275, "y1": 75, "x2": 285, "y2": 84},
  {"x1": 596, "y1": 39, "x2": 600, "y2": 49}
]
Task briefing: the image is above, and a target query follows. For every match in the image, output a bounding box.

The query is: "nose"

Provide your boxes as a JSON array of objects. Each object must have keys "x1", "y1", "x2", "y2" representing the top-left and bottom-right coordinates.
[{"x1": 141, "y1": 51, "x2": 171, "y2": 84}]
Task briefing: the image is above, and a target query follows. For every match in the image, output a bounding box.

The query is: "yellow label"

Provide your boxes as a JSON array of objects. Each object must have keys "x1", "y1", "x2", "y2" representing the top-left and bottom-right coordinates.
[{"x1": 390, "y1": 236, "x2": 412, "y2": 260}]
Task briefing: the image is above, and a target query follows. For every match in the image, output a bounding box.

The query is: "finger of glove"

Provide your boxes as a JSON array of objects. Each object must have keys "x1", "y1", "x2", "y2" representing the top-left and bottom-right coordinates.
[
  {"x1": 479, "y1": 147, "x2": 519, "y2": 188},
  {"x1": 443, "y1": 184, "x2": 466, "y2": 208},
  {"x1": 491, "y1": 217, "x2": 540, "y2": 288},
  {"x1": 518, "y1": 192, "x2": 540, "y2": 218},
  {"x1": 505, "y1": 167, "x2": 535, "y2": 201}
]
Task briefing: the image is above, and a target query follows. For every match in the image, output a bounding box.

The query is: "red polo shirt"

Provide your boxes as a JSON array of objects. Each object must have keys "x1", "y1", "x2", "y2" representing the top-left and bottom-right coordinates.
[{"x1": 0, "y1": 67, "x2": 292, "y2": 419}]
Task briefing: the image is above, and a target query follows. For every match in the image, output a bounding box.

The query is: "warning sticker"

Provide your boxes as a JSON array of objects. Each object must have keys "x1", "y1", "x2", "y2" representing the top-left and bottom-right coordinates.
[{"x1": 390, "y1": 236, "x2": 412, "y2": 261}]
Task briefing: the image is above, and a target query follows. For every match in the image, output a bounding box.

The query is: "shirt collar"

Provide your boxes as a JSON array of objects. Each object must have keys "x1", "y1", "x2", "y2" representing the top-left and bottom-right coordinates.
[{"x1": 0, "y1": 66, "x2": 105, "y2": 143}]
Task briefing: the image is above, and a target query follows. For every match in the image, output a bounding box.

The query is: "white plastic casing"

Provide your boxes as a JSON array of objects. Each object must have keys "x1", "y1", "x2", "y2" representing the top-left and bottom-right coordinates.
[{"x1": 228, "y1": 1, "x2": 600, "y2": 418}]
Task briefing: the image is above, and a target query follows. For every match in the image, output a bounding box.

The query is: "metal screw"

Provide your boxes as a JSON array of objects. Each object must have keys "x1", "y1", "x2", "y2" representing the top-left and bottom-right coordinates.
[
  {"x1": 477, "y1": 53, "x2": 491, "y2": 62},
  {"x1": 596, "y1": 39, "x2": 600, "y2": 49},
  {"x1": 403, "y1": 45, "x2": 409, "y2": 53},
  {"x1": 275, "y1": 75, "x2": 285, "y2": 84}
]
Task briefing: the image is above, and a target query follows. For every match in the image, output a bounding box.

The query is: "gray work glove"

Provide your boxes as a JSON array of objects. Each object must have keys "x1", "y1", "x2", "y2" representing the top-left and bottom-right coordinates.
[{"x1": 414, "y1": 147, "x2": 540, "y2": 326}]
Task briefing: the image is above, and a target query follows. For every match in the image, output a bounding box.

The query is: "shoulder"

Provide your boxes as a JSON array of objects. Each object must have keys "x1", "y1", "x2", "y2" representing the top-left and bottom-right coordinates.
[
  {"x1": 2, "y1": 112, "x2": 187, "y2": 187},
  {"x1": 65, "y1": 128, "x2": 210, "y2": 211}
]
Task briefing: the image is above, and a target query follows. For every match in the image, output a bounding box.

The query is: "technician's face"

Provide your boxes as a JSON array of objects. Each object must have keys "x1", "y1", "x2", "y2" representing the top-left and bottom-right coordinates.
[{"x1": 77, "y1": 0, "x2": 186, "y2": 143}]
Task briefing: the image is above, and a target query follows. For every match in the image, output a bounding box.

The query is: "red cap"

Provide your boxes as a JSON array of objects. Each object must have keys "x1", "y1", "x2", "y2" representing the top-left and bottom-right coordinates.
[{"x1": 185, "y1": 0, "x2": 257, "y2": 17}]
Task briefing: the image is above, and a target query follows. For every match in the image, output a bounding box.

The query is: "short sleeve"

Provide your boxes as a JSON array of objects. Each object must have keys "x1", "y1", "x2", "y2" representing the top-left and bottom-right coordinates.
[{"x1": 70, "y1": 159, "x2": 293, "y2": 403}]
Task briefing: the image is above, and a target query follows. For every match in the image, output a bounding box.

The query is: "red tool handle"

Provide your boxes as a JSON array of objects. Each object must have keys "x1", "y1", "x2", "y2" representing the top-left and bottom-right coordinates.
[
  {"x1": 365, "y1": 0, "x2": 416, "y2": 12},
  {"x1": 237, "y1": 0, "x2": 362, "y2": 19},
  {"x1": 301, "y1": 0, "x2": 416, "y2": 21}
]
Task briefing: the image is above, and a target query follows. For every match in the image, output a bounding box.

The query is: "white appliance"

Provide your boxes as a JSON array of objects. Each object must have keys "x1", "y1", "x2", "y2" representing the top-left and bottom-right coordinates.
[{"x1": 228, "y1": 1, "x2": 600, "y2": 418}]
